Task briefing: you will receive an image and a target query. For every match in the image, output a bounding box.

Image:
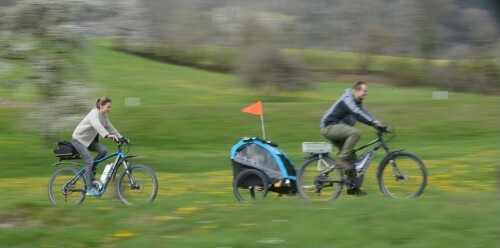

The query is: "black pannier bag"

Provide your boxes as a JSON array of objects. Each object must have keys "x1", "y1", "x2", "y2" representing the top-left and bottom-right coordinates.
[{"x1": 53, "y1": 140, "x2": 80, "y2": 160}]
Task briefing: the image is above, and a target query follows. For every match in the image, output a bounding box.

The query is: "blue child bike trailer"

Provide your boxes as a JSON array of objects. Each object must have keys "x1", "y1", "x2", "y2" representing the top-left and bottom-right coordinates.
[{"x1": 230, "y1": 137, "x2": 297, "y2": 195}]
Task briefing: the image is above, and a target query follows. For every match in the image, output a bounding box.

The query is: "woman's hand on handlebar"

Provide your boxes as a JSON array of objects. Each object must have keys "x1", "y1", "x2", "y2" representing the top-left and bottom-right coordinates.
[
  {"x1": 106, "y1": 134, "x2": 119, "y2": 142},
  {"x1": 118, "y1": 136, "x2": 130, "y2": 144}
]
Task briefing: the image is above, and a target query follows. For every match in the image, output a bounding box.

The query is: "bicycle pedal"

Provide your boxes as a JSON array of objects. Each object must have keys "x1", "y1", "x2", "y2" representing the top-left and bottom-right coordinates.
[{"x1": 345, "y1": 180, "x2": 357, "y2": 189}]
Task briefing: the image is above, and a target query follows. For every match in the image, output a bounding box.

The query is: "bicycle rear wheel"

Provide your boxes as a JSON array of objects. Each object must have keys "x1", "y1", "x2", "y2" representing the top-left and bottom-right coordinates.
[
  {"x1": 117, "y1": 164, "x2": 158, "y2": 206},
  {"x1": 48, "y1": 167, "x2": 86, "y2": 205},
  {"x1": 233, "y1": 169, "x2": 269, "y2": 202},
  {"x1": 378, "y1": 152, "x2": 427, "y2": 199},
  {"x1": 297, "y1": 155, "x2": 343, "y2": 201}
]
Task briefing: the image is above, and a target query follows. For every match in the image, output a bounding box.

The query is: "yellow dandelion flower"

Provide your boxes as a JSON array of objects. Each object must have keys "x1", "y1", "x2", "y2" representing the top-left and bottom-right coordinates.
[
  {"x1": 176, "y1": 206, "x2": 203, "y2": 213},
  {"x1": 113, "y1": 231, "x2": 138, "y2": 238},
  {"x1": 153, "y1": 216, "x2": 182, "y2": 221}
]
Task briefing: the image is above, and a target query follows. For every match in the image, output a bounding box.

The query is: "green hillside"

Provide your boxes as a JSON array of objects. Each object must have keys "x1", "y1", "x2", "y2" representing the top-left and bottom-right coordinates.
[{"x1": 0, "y1": 43, "x2": 498, "y2": 247}]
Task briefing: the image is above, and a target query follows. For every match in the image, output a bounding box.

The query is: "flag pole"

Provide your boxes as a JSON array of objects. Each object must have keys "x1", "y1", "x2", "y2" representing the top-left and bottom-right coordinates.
[
  {"x1": 241, "y1": 100, "x2": 265, "y2": 139},
  {"x1": 260, "y1": 114, "x2": 266, "y2": 140}
]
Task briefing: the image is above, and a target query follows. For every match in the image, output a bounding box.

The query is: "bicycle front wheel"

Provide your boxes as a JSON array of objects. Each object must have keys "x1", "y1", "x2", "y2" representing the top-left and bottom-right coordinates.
[
  {"x1": 297, "y1": 155, "x2": 343, "y2": 201},
  {"x1": 378, "y1": 152, "x2": 427, "y2": 199},
  {"x1": 48, "y1": 167, "x2": 86, "y2": 205},
  {"x1": 117, "y1": 164, "x2": 158, "y2": 206}
]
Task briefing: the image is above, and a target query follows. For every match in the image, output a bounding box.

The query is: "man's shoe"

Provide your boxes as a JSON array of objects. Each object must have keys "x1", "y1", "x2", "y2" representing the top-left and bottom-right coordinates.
[
  {"x1": 86, "y1": 187, "x2": 102, "y2": 196},
  {"x1": 347, "y1": 188, "x2": 367, "y2": 196}
]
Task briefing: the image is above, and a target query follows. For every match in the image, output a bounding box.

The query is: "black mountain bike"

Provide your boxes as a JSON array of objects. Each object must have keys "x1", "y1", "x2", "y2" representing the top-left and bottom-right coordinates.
[{"x1": 297, "y1": 126, "x2": 427, "y2": 200}]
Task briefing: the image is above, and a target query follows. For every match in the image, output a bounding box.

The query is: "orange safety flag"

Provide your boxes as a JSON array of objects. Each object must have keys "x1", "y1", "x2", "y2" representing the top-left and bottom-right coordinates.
[{"x1": 241, "y1": 101, "x2": 263, "y2": 116}]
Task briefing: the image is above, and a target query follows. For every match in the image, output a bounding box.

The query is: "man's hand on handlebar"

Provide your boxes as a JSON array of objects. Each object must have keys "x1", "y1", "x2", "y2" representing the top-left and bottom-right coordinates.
[
  {"x1": 372, "y1": 121, "x2": 382, "y2": 128},
  {"x1": 377, "y1": 125, "x2": 388, "y2": 133},
  {"x1": 372, "y1": 121, "x2": 388, "y2": 132}
]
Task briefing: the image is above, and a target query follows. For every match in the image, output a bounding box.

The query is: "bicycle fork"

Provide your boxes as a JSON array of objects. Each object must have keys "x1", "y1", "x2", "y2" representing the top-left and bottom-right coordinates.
[
  {"x1": 122, "y1": 160, "x2": 141, "y2": 190},
  {"x1": 389, "y1": 159, "x2": 407, "y2": 181}
]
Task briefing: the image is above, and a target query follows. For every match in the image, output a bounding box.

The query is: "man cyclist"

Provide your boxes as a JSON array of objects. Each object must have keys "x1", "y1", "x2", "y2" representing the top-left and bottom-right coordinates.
[{"x1": 320, "y1": 81, "x2": 382, "y2": 196}]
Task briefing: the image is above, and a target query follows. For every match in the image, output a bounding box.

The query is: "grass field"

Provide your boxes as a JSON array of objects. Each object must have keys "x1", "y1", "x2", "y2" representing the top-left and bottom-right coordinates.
[{"x1": 0, "y1": 42, "x2": 499, "y2": 247}]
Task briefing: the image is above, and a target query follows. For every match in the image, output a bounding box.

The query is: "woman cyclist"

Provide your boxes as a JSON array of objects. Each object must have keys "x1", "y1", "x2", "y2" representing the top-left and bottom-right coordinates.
[{"x1": 72, "y1": 96, "x2": 123, "y2": 196}]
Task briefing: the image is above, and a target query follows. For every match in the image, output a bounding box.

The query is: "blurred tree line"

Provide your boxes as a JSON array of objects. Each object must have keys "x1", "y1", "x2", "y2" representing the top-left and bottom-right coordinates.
[
  {"x1": 108, "y1": 0, "x2": 499, "y2": 94},
  {"x1": 1, "y1": 0, "x2": 500, "y2": 108},
  {"x1": 118, "y1": 0, "x2": 498, "y2": 59},
  {"x1": 0, "y1": 0, "x2": 98, "y2": 143},
  {"x1": 2, "y1": 0, "x2": 499, "y2": 95}
]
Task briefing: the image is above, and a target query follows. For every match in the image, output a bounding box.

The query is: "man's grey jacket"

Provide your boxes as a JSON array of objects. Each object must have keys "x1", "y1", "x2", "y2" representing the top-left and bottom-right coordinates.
[{"x1": 320, "y1": 89, "x2": 378, "y2": 128}]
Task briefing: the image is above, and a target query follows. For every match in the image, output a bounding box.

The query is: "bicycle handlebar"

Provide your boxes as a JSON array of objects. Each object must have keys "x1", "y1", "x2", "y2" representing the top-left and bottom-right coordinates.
[
  {"x1": 116, "y1": 137, "x2": 131, "y2": 146},
  {"x1": 377, "y1": 124, "x2": 389, "y2": 133}
]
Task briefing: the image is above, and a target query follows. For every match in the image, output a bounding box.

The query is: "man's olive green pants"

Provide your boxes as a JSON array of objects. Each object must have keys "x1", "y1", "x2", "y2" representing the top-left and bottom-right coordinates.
[{"x1": 320, "y1": 124, "x2": 361, "y2": 164}]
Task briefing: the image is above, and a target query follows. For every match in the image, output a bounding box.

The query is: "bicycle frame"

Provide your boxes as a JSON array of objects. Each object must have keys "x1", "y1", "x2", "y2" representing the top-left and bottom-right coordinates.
[
  {"x1": 312, "y1": 130, "x2": 403, "y2": 182},
  {"x1": 353, "y1": 132, "x2": 390, "y2": 154},
  {"x1": 298, "y1": 128, "x2": 427, "y2": 200},
  {"x1": 353, "y1": 131, "x2": 407, "y2": 180},
  {"x1": 53, "y1": 142, "x2": 136, "y2": 193}
]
